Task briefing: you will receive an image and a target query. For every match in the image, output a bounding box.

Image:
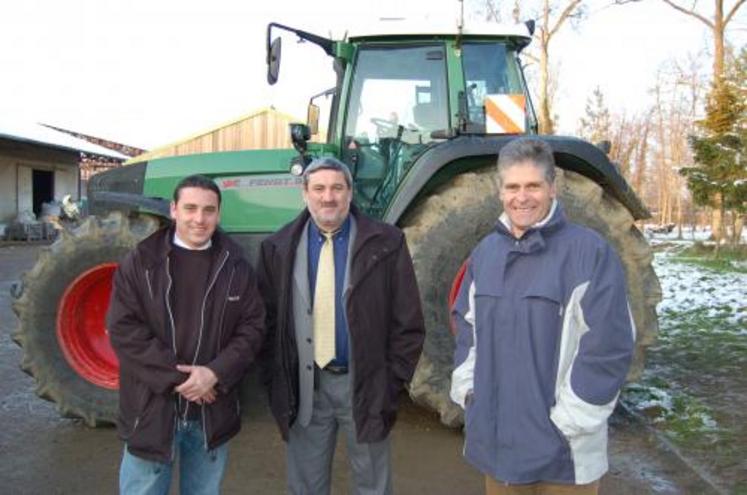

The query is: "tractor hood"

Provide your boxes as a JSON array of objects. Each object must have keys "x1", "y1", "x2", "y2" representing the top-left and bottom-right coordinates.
[{"x1": 88, "y1": 148, "x2": 309, "y2": 232}]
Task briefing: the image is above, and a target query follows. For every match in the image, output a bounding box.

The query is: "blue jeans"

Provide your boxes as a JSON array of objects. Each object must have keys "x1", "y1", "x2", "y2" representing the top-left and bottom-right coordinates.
[{"x1": 119, "y1": 420, "x2": 228, "y2": 495}]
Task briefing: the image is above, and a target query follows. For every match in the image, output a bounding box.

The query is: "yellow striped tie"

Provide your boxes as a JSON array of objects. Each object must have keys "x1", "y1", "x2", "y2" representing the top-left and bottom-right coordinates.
[{"x1": 313, "y1": 231, "x2": 335, "y2": 368}]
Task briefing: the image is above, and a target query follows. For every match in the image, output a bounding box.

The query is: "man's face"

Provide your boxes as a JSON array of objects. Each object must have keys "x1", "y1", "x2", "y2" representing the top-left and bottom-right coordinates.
[
  {"x1": 169, "y1": 186, "x2": 220, "y2": 248},
  {"x1": 302, "y1": 169, "x2": 352, "y2": 232},
  {"x1": 498, "y1": 161, "x2": 556, "y2": 238}
]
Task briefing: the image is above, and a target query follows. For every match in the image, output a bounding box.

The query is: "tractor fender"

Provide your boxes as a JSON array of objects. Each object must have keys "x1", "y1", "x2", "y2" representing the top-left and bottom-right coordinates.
[
  {"x1": 87, "y1": 191, "x2": 170, "y2": 219},
  {"x1": 383, "y1": 134, "x2": 650, "y2": 224},
  {"x1": 87, "y1": 161, "x2": 170, "y2": 219}
]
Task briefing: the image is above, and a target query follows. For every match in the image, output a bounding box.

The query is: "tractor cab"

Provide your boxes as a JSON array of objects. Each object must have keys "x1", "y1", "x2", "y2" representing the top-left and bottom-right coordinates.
[{"x1": 267, "y1": 19, "x2": 536, "y2": 216}]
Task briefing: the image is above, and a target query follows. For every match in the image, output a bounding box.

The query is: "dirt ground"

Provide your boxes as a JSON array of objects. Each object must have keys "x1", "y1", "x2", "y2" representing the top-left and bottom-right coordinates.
[{"x1": 0, "y1": 244, "x2": 719, "y2": 494}]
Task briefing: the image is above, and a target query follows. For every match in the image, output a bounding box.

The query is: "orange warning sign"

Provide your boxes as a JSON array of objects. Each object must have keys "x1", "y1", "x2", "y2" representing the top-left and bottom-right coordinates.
[{"x1": 485, "y1": 94, "x2": 526, "y2": 134}]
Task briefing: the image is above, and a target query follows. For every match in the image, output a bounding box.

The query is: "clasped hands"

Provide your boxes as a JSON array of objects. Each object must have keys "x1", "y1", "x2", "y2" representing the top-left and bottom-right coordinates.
[{"x1": 175, "y1": 365, "x2": 218, "y2": 405}]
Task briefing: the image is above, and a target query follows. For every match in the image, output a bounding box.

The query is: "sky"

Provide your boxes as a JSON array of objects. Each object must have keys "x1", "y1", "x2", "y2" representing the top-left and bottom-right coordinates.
[{"x1": 1, "y1": 0, "x2": 745, "y2": 150}]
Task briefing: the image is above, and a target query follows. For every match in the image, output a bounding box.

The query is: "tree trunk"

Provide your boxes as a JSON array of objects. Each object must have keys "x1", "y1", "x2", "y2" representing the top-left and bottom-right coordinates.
[
  {"x1": 735, "y1": 213, "x2": 745, "y2": 245},
  {"x1": 713, "y1": 1, "x2": 725, "y2": 82},
  {"x1": 538, "y1": 35, "x2": 554, "y2": 134},
  {"x1": 712, "y1": 191, "x2": 725, "y2": 242},
  {"x1": 676, "y1": 180, "x2": 683, "y2": 239}
]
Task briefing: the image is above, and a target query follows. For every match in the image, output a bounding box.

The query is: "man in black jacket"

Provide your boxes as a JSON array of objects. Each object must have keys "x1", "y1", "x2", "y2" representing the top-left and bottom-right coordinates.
[
  {"x1": 257, "y1": 157, "x2": 425, "y2": 495},
  {"x1": 107, "y1": 175, "x2": 265, "y2": 494}
]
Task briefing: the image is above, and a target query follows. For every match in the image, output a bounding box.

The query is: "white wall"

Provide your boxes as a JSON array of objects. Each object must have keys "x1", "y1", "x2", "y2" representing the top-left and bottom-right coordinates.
[
  {"x1": 54, "y1": 164, "x2": 79, "y2": 202},
  {"x1": 17, "y1": 165, "x2": 32, "y2": 215},
  {"x1": 0, "y1": 152, "x2": 80, "y2": 223},
  {"x1": 0, "y1": 158, "x2": 17, "y2": 223}
]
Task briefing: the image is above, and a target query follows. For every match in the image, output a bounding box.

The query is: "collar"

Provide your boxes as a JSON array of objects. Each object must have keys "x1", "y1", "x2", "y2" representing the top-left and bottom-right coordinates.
[
  {"x1": 497, "y1": 199, "x2": 563, "y2": 239},
  {"x1": 173, "y1": 232, "x2": 212, "y2": 251},
  {"x1": 309, "y1": 215, "x2": 351, "y2": 240}
]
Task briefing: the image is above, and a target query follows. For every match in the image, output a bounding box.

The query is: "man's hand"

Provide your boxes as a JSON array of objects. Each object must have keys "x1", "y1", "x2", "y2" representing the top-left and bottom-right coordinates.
[{"x1": 175, "y1": 365, "x2": 218, "y2": 404}]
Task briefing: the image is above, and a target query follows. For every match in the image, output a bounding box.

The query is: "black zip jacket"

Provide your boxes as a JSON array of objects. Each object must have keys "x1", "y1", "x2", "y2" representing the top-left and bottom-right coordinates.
[{"x1": 107, "y1": 225, "x2": 265, "y2": 462}]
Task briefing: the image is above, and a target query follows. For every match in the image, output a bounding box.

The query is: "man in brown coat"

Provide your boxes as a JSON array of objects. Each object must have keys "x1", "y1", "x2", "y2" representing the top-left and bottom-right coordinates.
[{"x1": 257, "y1": 157, "x2": 425, "y2": 495}]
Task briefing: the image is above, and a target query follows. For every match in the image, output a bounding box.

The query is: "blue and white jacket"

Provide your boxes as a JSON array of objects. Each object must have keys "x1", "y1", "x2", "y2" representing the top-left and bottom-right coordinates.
[{"x1": 450, "y1": 200, "x2": 635, "y2": 484}]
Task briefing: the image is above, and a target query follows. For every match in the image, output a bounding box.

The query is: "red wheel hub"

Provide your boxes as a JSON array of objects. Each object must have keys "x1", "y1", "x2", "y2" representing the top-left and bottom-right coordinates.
[
  {"x1": 447, "y1": 260, "x2": 469, "y2": 336},
  {"x1": 57, "y1": 263, "x2": 119, "y2": 389}
]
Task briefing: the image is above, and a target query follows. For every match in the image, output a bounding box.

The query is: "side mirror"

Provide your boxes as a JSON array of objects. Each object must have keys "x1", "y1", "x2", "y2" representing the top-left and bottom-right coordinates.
[
  {"x1": 290, "y1": 123, "x2": 311, "y2": 153},
  {"x1": 290, "y1": 123, "x2": 312, "y2": 168},
  {"x1": 524, "y1": 20, "x2": 536, "y2": 37},
  {"x1": 267, "y1": 37, "x2": 282, "y2": 85},
  {"x1": 307, "y1": 104, "x2": 320, "y2": 136}
]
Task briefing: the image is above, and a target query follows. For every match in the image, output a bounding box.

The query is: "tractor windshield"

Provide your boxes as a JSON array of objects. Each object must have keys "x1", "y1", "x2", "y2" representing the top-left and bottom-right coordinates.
[
  {"x1": 461, "y1": 42, "x2": 528, "y2": 131},
  {"x1": 462, "y1": 42, "x2": 532, "y2": 133},
  {"x1": 344, "y1": 45, "x2": 449, "y2": 142},
  {"x1": 342, "y1": 44, "x2": 448, "y2": 216}
]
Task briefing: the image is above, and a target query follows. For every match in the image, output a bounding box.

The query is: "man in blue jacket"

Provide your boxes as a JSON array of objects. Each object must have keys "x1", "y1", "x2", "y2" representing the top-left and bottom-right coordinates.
[{"x1": 450, "y1": 138, "x2": 635, "y2": 494}]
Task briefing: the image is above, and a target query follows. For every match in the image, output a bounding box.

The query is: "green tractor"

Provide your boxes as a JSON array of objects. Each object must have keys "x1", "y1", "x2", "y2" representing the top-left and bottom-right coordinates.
[{"x1": 12, "y1": 19, "x2": 660, "y2": 427}]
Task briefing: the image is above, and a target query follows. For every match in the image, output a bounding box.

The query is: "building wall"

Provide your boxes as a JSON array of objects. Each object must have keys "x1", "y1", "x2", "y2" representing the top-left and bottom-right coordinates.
[
  {"x1": 54, "y1": 164, "x2": 79, "y2": 202},
  {"x1": 0, "y1": 157, "x2": 18, "y2": 223},
  {"x1": 0, "y1": 141, "x2": 80, "y2": 223}
]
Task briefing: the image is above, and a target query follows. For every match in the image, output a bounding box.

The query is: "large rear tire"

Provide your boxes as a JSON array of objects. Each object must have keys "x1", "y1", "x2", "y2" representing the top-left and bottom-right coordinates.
[
  {"x1": 12, "y1": 213, "x2": 160, "y2": 426},
  {"x1": 402, "y1": 167, "x2": 661, "y2": 427}
]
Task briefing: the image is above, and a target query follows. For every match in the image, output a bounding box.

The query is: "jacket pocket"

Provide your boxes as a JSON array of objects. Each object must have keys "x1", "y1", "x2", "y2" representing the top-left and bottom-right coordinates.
[
  {"x1": 206, "y1": 388, "x2": 241, "y2": 444},
  {"x1": 118, "y1": 375, "x2": 154, "y2": 440},
  {"x1": 129, "y1": 388, "x2": 154, "y2": 438},
  {"x1": 522, "y1": 283, "x2": 563, "y2": 336}
]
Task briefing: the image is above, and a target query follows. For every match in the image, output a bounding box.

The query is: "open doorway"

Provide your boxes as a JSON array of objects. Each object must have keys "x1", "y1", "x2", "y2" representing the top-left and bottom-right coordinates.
[{"x1": 32, "y1": 169, "x2": 54, "y2": 217}]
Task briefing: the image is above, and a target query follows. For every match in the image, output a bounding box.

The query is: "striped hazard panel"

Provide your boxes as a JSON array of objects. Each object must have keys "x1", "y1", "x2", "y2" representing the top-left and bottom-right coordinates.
[{"x1": 485, "y1": 94, "x2": 526, "y2": 134}]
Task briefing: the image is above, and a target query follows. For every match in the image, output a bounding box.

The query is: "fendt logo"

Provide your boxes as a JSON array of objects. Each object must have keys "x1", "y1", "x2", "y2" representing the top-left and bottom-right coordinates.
[{"x1": 219, "y1": 175, "x2": 303, "y2": 190}]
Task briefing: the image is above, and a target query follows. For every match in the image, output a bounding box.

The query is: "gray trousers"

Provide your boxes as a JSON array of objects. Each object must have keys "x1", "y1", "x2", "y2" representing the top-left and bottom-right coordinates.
[{"x1": 287, "y1": 369, "x2": 392, "y2": 495}]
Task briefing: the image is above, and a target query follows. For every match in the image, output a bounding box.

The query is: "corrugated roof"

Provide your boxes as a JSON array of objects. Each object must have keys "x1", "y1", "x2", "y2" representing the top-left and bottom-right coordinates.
[{"x1": 0, "y1": 121, "x2": 130, "y2": 160}]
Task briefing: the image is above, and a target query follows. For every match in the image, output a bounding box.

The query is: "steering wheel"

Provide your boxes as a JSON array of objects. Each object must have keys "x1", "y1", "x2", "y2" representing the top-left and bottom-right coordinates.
[{"x1": 371, "y1": 117, "x2": 400, "y2": 136}]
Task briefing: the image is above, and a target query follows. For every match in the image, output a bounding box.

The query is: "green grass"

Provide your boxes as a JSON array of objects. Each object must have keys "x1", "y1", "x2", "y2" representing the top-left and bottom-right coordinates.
[
  {"x1": 623, "y1": 269, "x2": 747, "y2": 483},
  {"x1": 672, "y1": 243, "x2": 747, "y2": 273},
  {"x1": 623, "y1": 381, "x2": 720, "y2": 443}
]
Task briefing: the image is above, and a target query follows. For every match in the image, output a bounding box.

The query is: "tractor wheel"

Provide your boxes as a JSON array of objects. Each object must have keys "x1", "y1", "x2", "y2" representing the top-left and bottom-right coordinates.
[
  {"x1": 401, "y1": 167, "x2": 661, "y2": 427},
  {"x1": 12, "y1": 212, "x2": 160, "y2": 426}
]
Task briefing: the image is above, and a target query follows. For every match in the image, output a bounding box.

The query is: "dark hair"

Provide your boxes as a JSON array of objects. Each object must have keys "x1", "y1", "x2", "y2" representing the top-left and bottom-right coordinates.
[
  {"x1": 302, "y1": 157, "x2": 353, "y2": 189},
  {"x1": 173, "y1": 174, "x2": 222, "y2": 206},
  {"x1": 496, "y1": 137, "x2": 556, "y2": 185}
]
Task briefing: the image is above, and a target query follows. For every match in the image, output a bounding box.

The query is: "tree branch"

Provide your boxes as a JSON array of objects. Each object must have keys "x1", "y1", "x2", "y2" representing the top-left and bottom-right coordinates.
[
  {"x1": 548, "y1": 0, "x2": 584, "y2": 39},
  {"x1": 660, "y1": 0, "x2": 714, "y2": 29},
  {"x1": 522, "y1": 52, "x2": 540, "y2": 63},
  {"x1": 485, "y1": 0, "x2": 501, "y2": 22},
  {"x1": 725, "y1": 0, "x2": 747, "y2": 25}
]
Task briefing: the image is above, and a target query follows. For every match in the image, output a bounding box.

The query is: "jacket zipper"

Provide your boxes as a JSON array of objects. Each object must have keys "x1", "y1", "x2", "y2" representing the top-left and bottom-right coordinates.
[
  {"x1": 165, "y1": 257, "x2": 177, "y2": 354},
  {"x1": 145, "y1": 269, "x2": 154, "y2": 300},
  {"x1": 195, "y1": 250, "x2": 230, "y2": 449},
  {"x1": 194, "y1": 250, "x2": 230, "y2": 367},
  {"x1": 129, "y1": 386, "x2": 150, "y2": 437},
  {"x1": 165, "y1": 257, "x2": 182, "y2": 420}
]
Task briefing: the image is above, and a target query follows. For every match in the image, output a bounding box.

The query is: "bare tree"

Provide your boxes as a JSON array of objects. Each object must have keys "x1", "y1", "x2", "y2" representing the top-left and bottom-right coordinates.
[
  {"x1": 658, "y1": 0, "x2": 746, "y2": 240},
  {"x1": 535, "y1": 0, "x2": 585, "y2": 134},
  {"x1": 631, "y1": 113, "x2": 652, "y2": 197},
  {"x1": 641, "y1": 58, "x2": 706, "y2": 232},
  {"x1": 577, "y1": 86, "x2": 612, "y2": 145},
  {"x1": 475, "y1": 0, "x2": 586, "y2": 134},
  {"x1": 659, "y1": 0, "x2": 746, "y2": 83}
]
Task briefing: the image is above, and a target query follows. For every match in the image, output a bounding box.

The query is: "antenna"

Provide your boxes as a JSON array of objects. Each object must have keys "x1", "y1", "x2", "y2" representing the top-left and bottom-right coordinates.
[{"x1": 456, "y1": 0, "x2": 464, "y2": 49}]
